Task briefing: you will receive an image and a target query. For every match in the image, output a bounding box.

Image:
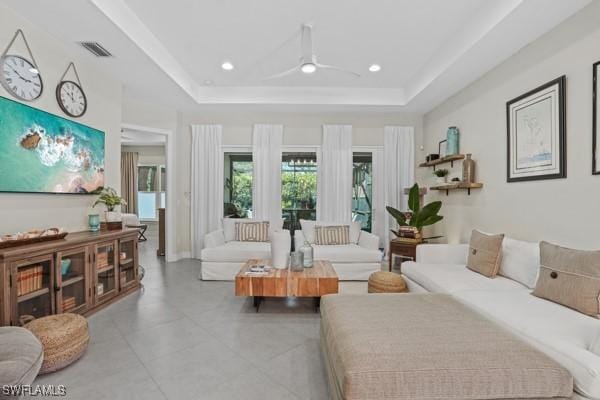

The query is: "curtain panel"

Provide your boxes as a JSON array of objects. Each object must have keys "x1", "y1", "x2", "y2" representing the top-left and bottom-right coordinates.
[
  {"x1": 383, "y1": 126, "x2": 415, "y2": 249},
  {"x1": 191, "y1": 124, "x2": 224, "y2": 258},
  {"x1": 252, "y1": 124, "x2": 283, "y2": 225},
  {"x1": 317, "y1": 125, "x2": 353, "y2": 222},
  {"x1": 120, "y1": 152, "x2": 139, "y2": 215}
]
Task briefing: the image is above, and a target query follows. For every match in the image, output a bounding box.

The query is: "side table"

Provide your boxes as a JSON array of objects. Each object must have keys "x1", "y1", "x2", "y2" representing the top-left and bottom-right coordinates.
[{"x1": 388, "y1": 240, "x2": 419, "y2": 272}]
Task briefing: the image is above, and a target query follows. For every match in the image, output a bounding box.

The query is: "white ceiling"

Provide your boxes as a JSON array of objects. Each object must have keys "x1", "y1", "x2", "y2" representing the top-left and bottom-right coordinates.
[{"x1": 2, "y1": 0, "x2": 591, "y2": 111}]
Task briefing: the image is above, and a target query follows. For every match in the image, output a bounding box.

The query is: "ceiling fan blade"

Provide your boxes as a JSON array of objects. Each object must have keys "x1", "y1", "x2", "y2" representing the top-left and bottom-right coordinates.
[
  {"x1": 315, "y1": 62, "x2": 361, "y2": 77},
  {"x1": 301, "y1": 24, "x2": 314, "y2": 61},
  {"x1": 262, "y1": 64, "x2": 301, "y2": 81}
]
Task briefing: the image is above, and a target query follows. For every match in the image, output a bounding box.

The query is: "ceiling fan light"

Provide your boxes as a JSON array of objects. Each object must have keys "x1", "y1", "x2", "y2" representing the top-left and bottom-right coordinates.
[
  {"x1": 301, "y1": 63, "x2": 317, "y2": 74},
  {"x1": 29, "y1": 67, "x2": 39, "y2": 74},
  {"x1": 368, "y1": 64, "x2": 381, "y2": 72},
  {"x1": 221, "y1": 61, "x2": 234, "y2": 71}
]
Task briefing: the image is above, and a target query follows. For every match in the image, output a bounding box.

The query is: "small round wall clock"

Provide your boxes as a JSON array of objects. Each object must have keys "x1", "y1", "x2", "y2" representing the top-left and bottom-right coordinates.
[
  {"x1": 0, "y1": 30, "x2": 43, "y2": 102},
  {"x1": 56, "y1": 62, "x2": 87, "y2": 118}
]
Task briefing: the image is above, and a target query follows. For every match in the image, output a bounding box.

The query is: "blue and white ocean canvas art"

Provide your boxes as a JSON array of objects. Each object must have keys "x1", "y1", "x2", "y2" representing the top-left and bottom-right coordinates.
[{"x1": 0, "y1": 96, "x2": 105, "y2": 194}]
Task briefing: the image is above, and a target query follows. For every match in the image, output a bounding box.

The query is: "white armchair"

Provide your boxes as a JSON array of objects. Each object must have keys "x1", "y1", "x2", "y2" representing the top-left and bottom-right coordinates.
[
  {"x1": 200, "y1": 219, "x2": 291, "y2": 280},
  {"x1": 295, "y1": 220, "x2": 382, "y2": 280}
]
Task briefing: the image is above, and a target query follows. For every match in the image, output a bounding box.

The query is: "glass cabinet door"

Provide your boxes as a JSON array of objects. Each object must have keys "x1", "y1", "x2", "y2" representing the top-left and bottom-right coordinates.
[
  {"x1": 56, "y1": 247, "x2": 90, "y2": 314},
  {"x1": 12, "y1": 255, "x2": 54, "y2": 325},
  {"x1": 94, "y1": 241, "x2": 117, "y2": 304},
  {"x1": 118, "y1": 239, "x2": 137, "y2": 290}
]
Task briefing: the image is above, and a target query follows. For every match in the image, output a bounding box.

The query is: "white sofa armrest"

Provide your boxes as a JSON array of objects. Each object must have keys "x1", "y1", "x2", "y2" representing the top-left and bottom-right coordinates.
[
  {"x1": 416, "y1": 244, "x2": 469, "y2": 264},
  {"x1": 294, "y1": 230, "x2": 306, "y2": 250},
  {"x1": 204, "y1": 229, "x2": 226, "y2": 249},
  {"x1": 358, "y1": 231, "x2": 380, "y2": 250}
]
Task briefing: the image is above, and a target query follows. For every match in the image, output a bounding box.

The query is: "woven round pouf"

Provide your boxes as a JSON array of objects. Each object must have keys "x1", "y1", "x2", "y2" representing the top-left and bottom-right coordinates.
[
  {"x1": 25, "y1": 313, "x2": 89, "y2": 374},
  {"x1": 368, "y1": 271, "x2": 408, "y2": 293}
]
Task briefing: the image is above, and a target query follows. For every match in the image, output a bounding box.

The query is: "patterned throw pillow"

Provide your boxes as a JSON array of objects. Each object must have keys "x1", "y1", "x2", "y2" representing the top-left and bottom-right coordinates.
[
  {"x1": 314, "y1": 225, "x2": 350, "y2": 245},
  {"x1": 466, "y1": 230, "x2": 504, "y2": 278},
  {"x1": 235, "y1": 221, "x2": 270, "y2": 242}
]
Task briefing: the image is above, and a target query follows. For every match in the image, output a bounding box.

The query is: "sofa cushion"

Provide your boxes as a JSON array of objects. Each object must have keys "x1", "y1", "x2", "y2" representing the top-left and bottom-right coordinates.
[
  {"x1": 223, "y1": 218, "x2": 283, "y2": 242},
  {"x1": 455, "y1": 289, "x2": 600, "y2": 399},
  {"x1": 499, "y1": 237, "x2": 540, "y2": 289},
  {"x1": 313, "y1": 244, "x2": 381, "y2": 263},
  {"x1": 315, "y1": 225, "x2": 350, "y2": 245},
  {"x1": 533, "y1": 242, "x2": 600, "y2": 318},
  {"x1": 466, "y1": 230, "x2": 504, "y2": 278},
  {"x1": 235, "y1": 221, "x2": 269, "y2": 242},
  {"x1": 0, "y1": 327, "x2": 43, "y2": 386},
  {"x1": 200, "y1": 241, "x2": 271, "y2": 262},
  {"x1": 402, "y1": 262, "x2": 526, "y2": 293},
  {"x1": 321, "y1": 293, "x2": 573, "y2": 400},
  {"x1": 300, "y1": 220, "x2": 361, "y2": 244}
]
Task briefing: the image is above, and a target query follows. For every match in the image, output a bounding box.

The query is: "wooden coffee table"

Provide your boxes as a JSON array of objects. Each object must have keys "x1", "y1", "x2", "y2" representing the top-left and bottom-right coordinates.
[{"x1": 235, "y1": 259, "x2": 339, "y2": 311}]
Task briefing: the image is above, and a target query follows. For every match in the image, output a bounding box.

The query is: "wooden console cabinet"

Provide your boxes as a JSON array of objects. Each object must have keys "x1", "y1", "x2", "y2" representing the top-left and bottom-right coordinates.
[{"x1": 0, "y1": 229, "x2": 139, "y2": 326}]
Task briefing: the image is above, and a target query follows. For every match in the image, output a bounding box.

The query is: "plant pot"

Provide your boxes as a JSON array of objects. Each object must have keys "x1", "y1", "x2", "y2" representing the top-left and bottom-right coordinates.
[
  {"x1": 436, "y1": 177, "x2": 447, "y2": 184},
  {"x1": 105, "y1": 211, "x2": 122, "y2": 222}
]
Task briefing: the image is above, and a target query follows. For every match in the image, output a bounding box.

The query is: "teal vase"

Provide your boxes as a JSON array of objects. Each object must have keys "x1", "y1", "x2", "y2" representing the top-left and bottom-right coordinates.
[
  {"x1": 446, "y1": 127, "x2": 460, "y2": 155},
  {"x1": 88, "y1": 214, "x2": 100, "y2": 232}
]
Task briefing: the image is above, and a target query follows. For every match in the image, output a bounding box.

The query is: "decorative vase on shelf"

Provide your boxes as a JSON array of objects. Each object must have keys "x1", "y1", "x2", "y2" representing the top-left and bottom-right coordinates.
[
  {"x1": 299, "y1": 241, "x2": 314, "y2": 268},
  {"x1": 462, "y1": 153, "x2": 475, "y2": 183},
  {"x1": 446, "y1": 126, "x2": 460, "y2": 155},
  {"x1": 88, "y1": 214, "x2": 100, "y2": 232}
]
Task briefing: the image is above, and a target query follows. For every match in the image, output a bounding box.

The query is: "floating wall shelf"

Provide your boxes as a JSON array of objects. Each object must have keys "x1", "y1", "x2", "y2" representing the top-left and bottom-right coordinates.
[
  {"x1": 430, "y1": 182, "x2": 483, "y2": 196},
  {"x1": 419, "y1": 154, "x2": 465, "y2": 170}
]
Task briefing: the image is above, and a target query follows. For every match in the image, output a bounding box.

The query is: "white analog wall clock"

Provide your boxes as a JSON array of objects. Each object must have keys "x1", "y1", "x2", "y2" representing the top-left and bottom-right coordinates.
[
  {"x1": 56, "y1": 62, "x2": 87, "y2": 118},
  {"x1": 0, "y1": 30, "x2": 43, "y2": 102}
]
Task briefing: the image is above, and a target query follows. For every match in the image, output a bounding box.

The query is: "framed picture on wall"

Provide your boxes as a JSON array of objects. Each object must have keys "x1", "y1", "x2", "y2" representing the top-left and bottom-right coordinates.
[
  {"x1": 593, "y1": 61, "x2": 600, "y2": 175},
  {"x1": 506, "y1": 76, "x2": 566, "y2": 182}
]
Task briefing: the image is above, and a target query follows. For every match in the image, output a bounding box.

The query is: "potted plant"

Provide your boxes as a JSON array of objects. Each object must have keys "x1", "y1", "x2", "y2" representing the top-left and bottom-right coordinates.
[
  {"x1": 386, "y1": 183, "x2": 443, "y2": 240},
  {"x1": 93, "y1": 187, "x2": 127, "y2": 223},
  {"x1": 433, "y1": 168, "x2": 449, "y2": 184}
]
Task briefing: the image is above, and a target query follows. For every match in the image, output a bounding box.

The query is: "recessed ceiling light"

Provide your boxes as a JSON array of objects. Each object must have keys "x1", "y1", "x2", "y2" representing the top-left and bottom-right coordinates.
[
  {"x1": 29, "y1": 67, "x2": 39, "y2": 74},
  {"x1": 221, "y1": 61, "x2": 234, "y2": 71},
  {"x1": 368, "y1": 64, "x2": 381, "y2": 72},
  {"x1": 204, "y1": 79, "x2": 214, "y2": 85},
  {"x1": 300, "y1": 63, "x2": 317, "y2": 74}
]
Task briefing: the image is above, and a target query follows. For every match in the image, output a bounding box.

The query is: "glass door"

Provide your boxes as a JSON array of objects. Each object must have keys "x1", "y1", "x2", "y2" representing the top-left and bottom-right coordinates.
[
  {"x1": 281, "y1": 153, "x2": 317, "y2": 233},
  {"x1": 11, "y1": 255, "x2": 54, "y2": 325},
  {"x1": 118, "y1": 238, "x2": 138, "y2": 290},
  {"x1": 56, "y1": 246, "x2": 90, "y2": 314},
  {"x1": 93, "y1": 241, "x2": 117, "y2": 305}
]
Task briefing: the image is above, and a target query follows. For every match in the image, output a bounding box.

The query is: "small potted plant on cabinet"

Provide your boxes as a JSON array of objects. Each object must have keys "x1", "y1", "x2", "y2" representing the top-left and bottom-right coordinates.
[
  {"x1": 433, "y1": 169, "x2": 449, "y2": 184},
  {"x1": 93, "y1": 187, "x2": 127, "y2": 229}
]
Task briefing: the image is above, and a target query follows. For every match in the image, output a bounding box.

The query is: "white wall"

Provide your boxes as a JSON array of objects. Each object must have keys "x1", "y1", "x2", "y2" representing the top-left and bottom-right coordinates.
[
  {"x1": 421, "y1": 1, "x2": 600, "y2": 249},
  {"x1": 0, "y1": 5, "x2": 122, "y2": 234},
  {"x1": 175, "y1": 110, "x2": 423, "y2": 254},
  {"x1": 121, "y1": 145, "x2": 165, "y2": 166}
]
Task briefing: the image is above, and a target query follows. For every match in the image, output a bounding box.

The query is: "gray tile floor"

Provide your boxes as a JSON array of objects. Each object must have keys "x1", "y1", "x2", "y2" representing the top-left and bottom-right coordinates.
[{"x1": 31, "y1": 224, "x2": 368, "y2": 399}]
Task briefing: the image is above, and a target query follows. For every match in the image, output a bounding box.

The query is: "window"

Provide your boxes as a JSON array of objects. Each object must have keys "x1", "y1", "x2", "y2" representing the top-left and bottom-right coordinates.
[
  {"x1": 352, "y1": 153, "x2": 373, "y2": 232},
  {"x1": 281, "y1": 153, "x2": 317, "y2": 231},
  {"x1": 224, "y1": 153, "x2": 253, "y2": 218},
  {"x1": 138, "y1": 165, "x2": 166, "y2": 220}
]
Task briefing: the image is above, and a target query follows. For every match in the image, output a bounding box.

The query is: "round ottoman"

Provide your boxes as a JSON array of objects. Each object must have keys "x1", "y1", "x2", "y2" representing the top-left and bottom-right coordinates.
[
  {"x1": 368, "y1": 271, "x2": 408, "y2": 293},
  {"x1": 25, "y1": 313, "x2": 89, "y2": 374}
]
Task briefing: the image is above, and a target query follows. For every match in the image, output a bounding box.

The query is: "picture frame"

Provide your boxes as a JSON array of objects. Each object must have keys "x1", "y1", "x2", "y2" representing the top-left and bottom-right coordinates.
[
  {"x1": 506, "y1": 76, "x2": 566, "y2": 182},
  {"x1": 593, "y1": 62, "x2": 600, "y2": 175}
]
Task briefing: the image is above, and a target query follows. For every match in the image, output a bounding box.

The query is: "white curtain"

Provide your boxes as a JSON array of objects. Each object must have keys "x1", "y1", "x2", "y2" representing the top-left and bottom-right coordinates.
[
  {"x1": 252, "y1": 124, "x2": 283, "y2": 225},
  {"x1": 383, "y1": 126, "x2": 415, "y2": 249},
  {"x1": 317, "y1": 125, "x2": 353, "y2": 222},
  {"x1": 371, "y1": 148, "x2": 385, "y2": 247},
  {"x1": 191, "y1": 124, "x2": 223, "y2": 258}
]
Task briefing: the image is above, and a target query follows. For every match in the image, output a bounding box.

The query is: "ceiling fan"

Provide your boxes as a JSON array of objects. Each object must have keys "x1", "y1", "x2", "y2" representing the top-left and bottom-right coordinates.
[{"x1": 262, "y1": 24, "x2": 360, "y2": 81}]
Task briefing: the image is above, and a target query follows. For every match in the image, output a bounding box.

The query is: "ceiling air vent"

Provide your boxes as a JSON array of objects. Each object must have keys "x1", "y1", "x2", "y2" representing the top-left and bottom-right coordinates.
[{"x1": 79, "y1": 42, "x2": 113, "y2": 57}]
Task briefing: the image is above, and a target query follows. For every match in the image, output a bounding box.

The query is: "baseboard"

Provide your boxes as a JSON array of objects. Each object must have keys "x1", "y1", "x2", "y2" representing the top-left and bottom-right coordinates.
[{"x1": 175, "y1": 251, "x2": 192, "y2": 261}]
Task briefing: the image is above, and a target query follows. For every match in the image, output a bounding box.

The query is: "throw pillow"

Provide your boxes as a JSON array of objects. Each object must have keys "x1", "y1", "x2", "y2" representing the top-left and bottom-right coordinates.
[
  {"x1": 234, "y1": 221, "x2": 270, "y2": 242},
  {"x1": 466, "y1": 230, "x2": 504, "y2": 278},
  {"x1": 314, "y1": 225, "x2": 350, "y2": 245},
  {"x1": 533, "y1": 241, "x2": 600, "y2": 318},
  {"x1": 300, "y1": 220, "x2": 361, "y2": 244},
  {"x1": 223, "y1": 218, "x2": 283, "y2": 241},
  {"x1": 499, "y1": 237, "x2": 540, "y2": 289}
]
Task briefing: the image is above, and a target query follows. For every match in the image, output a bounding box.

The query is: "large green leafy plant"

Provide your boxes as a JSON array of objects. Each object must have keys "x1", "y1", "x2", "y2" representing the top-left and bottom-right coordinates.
[
  {"x1": 386, "y1": 183, "x2": 443, "y2": 235},
  {"x1": 93, "y1": 187, "x2": 127, "y2": 212}
]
